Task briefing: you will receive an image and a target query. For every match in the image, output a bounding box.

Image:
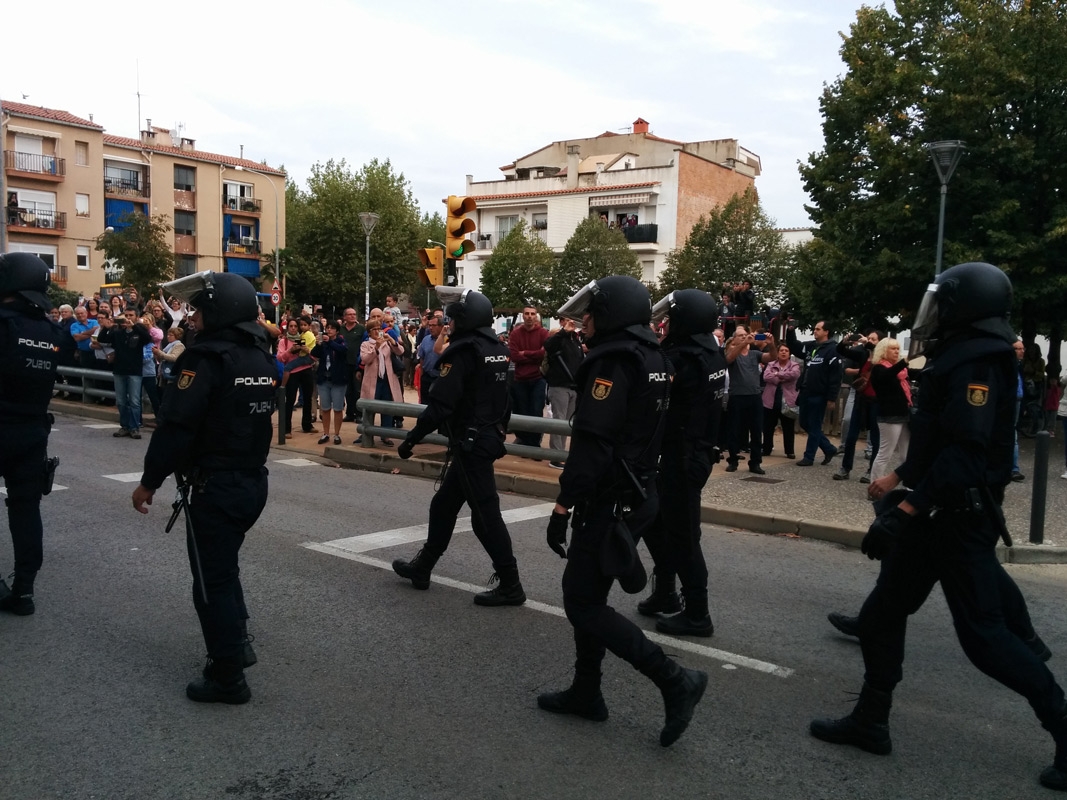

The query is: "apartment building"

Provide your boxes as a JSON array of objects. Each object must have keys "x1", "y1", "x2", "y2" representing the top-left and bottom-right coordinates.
[
  {"x1": 2, "y1": 100, "x2": 285, "y2": 297},
  {"x1": 458, "y1": 117, "x2": 760, "y2": 289}
]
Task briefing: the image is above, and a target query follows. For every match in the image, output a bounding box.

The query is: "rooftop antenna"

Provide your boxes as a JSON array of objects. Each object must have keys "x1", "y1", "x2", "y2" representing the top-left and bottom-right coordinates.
[{"x1": 136, "y1": 61, "x2": 142, "y2": 134}]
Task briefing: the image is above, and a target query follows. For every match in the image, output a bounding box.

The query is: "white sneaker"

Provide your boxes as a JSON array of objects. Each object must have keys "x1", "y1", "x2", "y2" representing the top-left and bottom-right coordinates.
[{"x1": 1061, "y1": 471, "x2": 1067, "y2": 479}]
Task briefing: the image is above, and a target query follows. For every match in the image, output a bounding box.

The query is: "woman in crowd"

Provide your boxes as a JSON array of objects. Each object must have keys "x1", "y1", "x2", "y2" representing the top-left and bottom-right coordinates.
[
  {"x1": 868, "y1": 338, "x2": 912, "y2": 483},
  {"x1": 277, "y1": 318, "x2": 315, "y2": 440},
  {"x1": 312, "y1": 321, "x2": 349, "y2": 445},
  {"x1": 140, "y1": 313, "x2": 164, "y2": 416},
  {"x1": 153, "y1": 326, "x2": 186, "y2": 399},
  {"x1": 358, "y1": 317, "x2": 405, "y2": 447},
  {"x1": 85, "y1": 297, "x2": 100, "y2": 317},
  {"x1": 109, "y1": 294, "x2": 125, "y2": 317},
  {"x1": 761, "y1": 342, "x2": 800, "y2": 459}
]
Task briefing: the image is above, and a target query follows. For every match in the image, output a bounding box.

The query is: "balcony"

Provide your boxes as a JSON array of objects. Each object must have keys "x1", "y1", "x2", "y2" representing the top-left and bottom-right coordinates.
[
  {"x1": 105, "y1": 177, "x2": 150, "y2": 199},
  {"x1": 174, "y1": 189, "x2": 196, "y2": 211},
  {"x1": 5, "y1": 207, "x2": 67, "y2": 235},
  {"x1": 477, "y1": 235, "x2": 493, "y2": 251},
  {"x1": 4, "y1": 150, "x2": 65, "y2": 181},
  {"x1": 224, "y1": 237, "x2": 261, "y2": 255},
  {"x1": 622, "y1": 223, "x2": 658, "y2": 244},
  {"x1": 223, "y1": 195, "x2": 262, "y2": 214},
  {"x1": 51, "y1": 265, "x2": 68, "y2": 286},
  {"x1": 175, "y1": 233, "x2": 197, "y2": 254}
]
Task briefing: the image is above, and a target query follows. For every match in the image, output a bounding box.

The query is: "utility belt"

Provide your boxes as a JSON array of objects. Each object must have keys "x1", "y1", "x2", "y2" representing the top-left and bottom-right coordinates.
[{"x1": 931, "y1": 484, "x2": 1012, "y2": 546}]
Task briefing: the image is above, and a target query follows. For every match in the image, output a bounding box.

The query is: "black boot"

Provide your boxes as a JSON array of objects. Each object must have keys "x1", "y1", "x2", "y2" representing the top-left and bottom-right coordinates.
[
  {"x1": 0, "y1": 576, "x2": 35, "y2": 616},
  {"x1": 473, "y1": 567, "x2": 526, "y2": 607},
  {"x1": 828, "y1": 612, "x2": 860, "y2": 638},
  {"x1": 392, "y1": 547, "x2": 440, "y2": 590},
  {"x1": 810, "y1": 683, "x2": 893, "y2": 755},
  {"x1": 1040, "y1": 708, "x2": 1067, "y2": 790},
  {"x1": 647, "y1": 659, "x2": 708, "y2": 747},
  {"x1": 537, "y1": 669, "x2": 609, "y2": 722},
  {"x1": 186, "y1": 658, "x2": 251, "y2": 705},
  {"x1": 656, "y1": 590, "x2": 713, "y2": 637},
  {"x1": 240, "y1": 623, "x2": 257, "y2": 669},
  {"x1": 637, "y1": 571, "x2": 681, "y2": 617}
]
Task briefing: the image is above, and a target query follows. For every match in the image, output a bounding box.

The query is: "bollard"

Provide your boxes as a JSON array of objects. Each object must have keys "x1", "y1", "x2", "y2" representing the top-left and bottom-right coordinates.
[
  {"x1": 1029, "y1": 430, "x2": 1050, "y2": 544},
  {"x1": 276, "y1": 385, "x2": 288, "y2": 445}
]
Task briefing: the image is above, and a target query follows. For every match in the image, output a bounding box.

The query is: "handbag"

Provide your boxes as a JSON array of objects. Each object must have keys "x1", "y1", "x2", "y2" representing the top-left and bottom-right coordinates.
[
  {"x1": 160, "y1": 360, "x2": 177, "y2": 382},
  {"x1": 781, "y1": 402, "x2": 800, "y2": 420},
  {"x1": 391, "y1": 352, "x2": 405, "y2": 375}
]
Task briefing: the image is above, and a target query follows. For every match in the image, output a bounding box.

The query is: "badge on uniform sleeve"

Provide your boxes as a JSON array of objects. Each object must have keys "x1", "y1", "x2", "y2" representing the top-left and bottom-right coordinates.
[
  {"x1": 439, "y1": 364, "x2": 451, "y2": 377},
  {"x1": 592, "y1": 378, "x2": 613, "y2": 400},
  {"x1": 177, "y1": 370, "x2": 196, "y2": 390},
  {"x1": 967, "y1": 383, "x2": 989, "y2": 406}
]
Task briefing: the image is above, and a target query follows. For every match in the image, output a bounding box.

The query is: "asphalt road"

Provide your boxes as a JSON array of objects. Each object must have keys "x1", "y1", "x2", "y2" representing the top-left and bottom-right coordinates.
[{"x1": 1, "y1": 410, "x2": 1065, "y2": 800}]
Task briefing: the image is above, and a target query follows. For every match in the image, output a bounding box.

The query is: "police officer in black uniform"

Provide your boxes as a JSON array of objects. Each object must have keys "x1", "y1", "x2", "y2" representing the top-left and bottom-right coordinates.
[
  {"x1": 538, "y1": 276, "x2": 708, "y2": 747},
  {"x1": 638, "y1": 289, "x2": 726, "y2": 638},
  {"x1": 131, "y1": 271, "x2": 276, "y2": 704},
  {"x1": 809, "y1": 262, "x2": 1067, "y2": 791},
  {"x1": 0, "y1": 253, "x2": 63, "y2": 616},
  {"x1": 393, "y1": 287, "x2": 525, "y2": 607}
]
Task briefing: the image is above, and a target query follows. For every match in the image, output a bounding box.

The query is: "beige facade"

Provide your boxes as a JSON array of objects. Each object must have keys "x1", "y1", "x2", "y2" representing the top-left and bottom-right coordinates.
[
  {"x1": 2, "y1": 100, "x2": 285, "y2": 297},
  {"x1": 460, "y1": 117, "x2": 760, "y2": 288}
]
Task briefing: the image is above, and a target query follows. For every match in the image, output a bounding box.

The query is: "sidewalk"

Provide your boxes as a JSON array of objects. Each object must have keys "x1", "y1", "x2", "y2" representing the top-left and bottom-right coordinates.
[{"x1": 52, "y1": 394, "x2": 1067, "y2": 563}]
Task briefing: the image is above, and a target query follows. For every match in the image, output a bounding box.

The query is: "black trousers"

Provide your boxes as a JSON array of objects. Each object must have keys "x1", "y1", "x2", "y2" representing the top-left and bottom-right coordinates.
[
  {"x1": 0, "y1": 418, "x2": 49, "y2": 585},
  {"x1": 424, "y1": 449, "x2": 516, "y2": 571},
  {"x1": 285, "y1": 368, "x2": 315, "y2": 433},
  {"x1": 562, "y1": 494, "x2": 666, "y2": 680},
  {"x1": 345, "y1": 367, "x2": 362, "y2": 419},
  {"x1": 762, "y1": 404, "x2": 796, "y2": 457},
  {"x1": 727, "y1": 394, "x2": 763, "y2": 467},
  {"x1": 644, "y1": 451, "x2": 711, "y2": 602},
  {"x1": 187, "y1": 468, "x2": 269, "y2": 661},
  {"x1": 858, "y1": 509, "x2": 1065, "y2": 728}
]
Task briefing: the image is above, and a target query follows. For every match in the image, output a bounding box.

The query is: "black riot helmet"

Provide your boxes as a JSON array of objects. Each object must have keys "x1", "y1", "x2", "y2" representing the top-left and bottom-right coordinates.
[
  {"x1": 910, "y1": 262, "x2": 1014, "y2": 355},
  {"x1": 652, "y1": 288, "x2": 719, "y2": 350},
  {"x1": 163, "y1": 271, "x2": 259, "y2": 335},
  {"x1": 0, "y1": 252, "x2": 53, "y2": 310},
  {"x1": 437, "y1": 286, "x2": 494, "y2": 334},
  {"x1": 558, "y1": 275, "x2": 654, "y2": 343}
]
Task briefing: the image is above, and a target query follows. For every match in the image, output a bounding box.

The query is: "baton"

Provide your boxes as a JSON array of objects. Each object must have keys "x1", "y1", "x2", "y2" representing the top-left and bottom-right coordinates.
[{"x1": 166, "y1": 479, "x2": 209, "y2": 606}]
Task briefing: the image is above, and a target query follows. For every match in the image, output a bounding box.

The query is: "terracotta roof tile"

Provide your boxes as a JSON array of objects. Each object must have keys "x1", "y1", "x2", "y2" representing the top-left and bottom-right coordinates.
[
  {"x1": 470, "y1": 181, "x2": 658, "y2": 202},
  {"x1": 103, "y1": 134, "x2": 285, "y2": 176},
  {"x1": 1, "y1": 100, "x2": 104, "y2": 130}
]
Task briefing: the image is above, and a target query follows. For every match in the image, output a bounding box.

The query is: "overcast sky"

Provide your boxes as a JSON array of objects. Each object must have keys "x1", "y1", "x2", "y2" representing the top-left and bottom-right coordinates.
[{"x1": 4, "y1": 0, "x2": 867, "y2": 229}]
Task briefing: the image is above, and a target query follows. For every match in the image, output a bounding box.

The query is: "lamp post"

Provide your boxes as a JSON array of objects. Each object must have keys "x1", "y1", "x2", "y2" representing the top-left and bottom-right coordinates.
[
  {"x1": 924, "y1": 140, "x2": 966, "y2": 277},
  {"x1": 359, "y1": 211, "x2": 379, "y2": 320},
  {"x1": 235, "y1": 164, "x2": 281, "y2": 321}
]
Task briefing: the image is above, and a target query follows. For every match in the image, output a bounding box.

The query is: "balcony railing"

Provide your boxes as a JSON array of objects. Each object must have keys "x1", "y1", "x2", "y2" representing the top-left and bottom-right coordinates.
[
  {"x1": 174, "y1": 233, "x2": 197, "y2": 254},
  {"x1": 477, "y1": 236, "x2": 493, "y2": 250},
  {"x1": 224, "y1": 238, "x2": 262, "y2": 255},
  {"x1": 51, "y1": 265, "x2": 68, "y2": 285},
  {"x1": 223, "y1": 195, "x2": 262, "y2": 213},
  {"x1": 105, "y1": 177, "x2": 150, "y2": 198},
  {"x1": 530, "y1": 228, "x2": 547, "y2": 243},
  {"x1": 4, "y1": 150, "x2": 65, "y2": 177},
  {"x1": 5, "y1": 207, "x2": 67, "y2": 231},
  {"x1": 622, "y1": 223, "x2": 658, "y2": 244}
]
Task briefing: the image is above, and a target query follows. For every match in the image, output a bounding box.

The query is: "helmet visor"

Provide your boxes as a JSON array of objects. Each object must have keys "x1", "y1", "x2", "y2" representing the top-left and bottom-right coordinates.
[
  {"x1": 163, "y1": 272, "x2": 215, "y2": 308},
  {"x1": 911, "y1": 283, "x2": 940, "y2": 341},
  {"x1": 651, "y1": 293, "x2": 675, "y2": 325},
  {"x1": 435, "y1": 285, "x2": 470, "y2": 306},
  {"x1": 557, "y1": 280, "x2": 599, "y2": 323}
]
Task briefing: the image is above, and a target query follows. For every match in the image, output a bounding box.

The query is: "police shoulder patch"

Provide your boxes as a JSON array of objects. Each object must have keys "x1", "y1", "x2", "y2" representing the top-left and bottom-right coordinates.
[
  {"x1": 177, "y1": 370, "x2": 196, "y2": 390},
  {"x1": 439, "y1": 363, "x2": 452, "y2": 377},
  {"x1": 592, "y1": 378, "x2": 613, "y2": 400},
  {"x1": 967, "y1": 383, "x2": 988, "y2": 406}
]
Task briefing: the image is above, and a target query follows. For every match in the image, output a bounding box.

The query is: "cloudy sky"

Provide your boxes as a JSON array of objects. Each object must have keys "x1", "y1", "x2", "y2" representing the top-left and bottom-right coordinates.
[{"x1": 4, "y1": 0, "x2": 866, "y2": 229}]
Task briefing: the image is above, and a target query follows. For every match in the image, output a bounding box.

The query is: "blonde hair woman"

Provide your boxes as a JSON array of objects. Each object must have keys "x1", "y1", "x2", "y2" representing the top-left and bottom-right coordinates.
[{"x1": 868, "y1": 338, "x2": 912, "y2": 483}]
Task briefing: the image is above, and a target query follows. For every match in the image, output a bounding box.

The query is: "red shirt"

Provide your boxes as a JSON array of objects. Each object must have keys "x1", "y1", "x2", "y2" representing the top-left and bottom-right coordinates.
[{"x1": 509, "y1": 324, "x2": 549, "y2": 382}]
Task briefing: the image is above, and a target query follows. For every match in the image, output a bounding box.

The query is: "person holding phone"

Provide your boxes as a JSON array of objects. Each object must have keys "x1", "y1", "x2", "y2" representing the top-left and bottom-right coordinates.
[
  {"x1": 98, "y1": 308, "x2": 152, "y2": 439},
  {"x1": 723, "y1": 325, "x2": 774, "y2": 474}
]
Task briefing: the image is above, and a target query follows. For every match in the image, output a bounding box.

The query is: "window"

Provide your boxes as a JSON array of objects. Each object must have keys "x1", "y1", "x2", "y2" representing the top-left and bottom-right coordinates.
[
  {"x1": 174, "y1": 211, "x2": 196, "y2": 236},
  {"x1": 105, "y1": 163, "x2": 142, "y2": 193},
  {"x1": 531, "y1": 213, "x2": 548, "y2": 230},
  {"x1": 9, "y1": 242, "x2": 57, "y2": 269},
  {"x1": 75, "y1": 193, "x2": 90, "y2": 217},
  {"x1": 176, "y1": 255, "x2": 197, "y2": 277},
  {"x1": 231, "y1": 223, "x2": 254, "y2": 242},
  {"x1": 496, "y1": 215, "x2": 519, "y2": 239},
  {"x1": 223, "y1": 181, "x2": 254, "y2": 208},
  {"x1": 75, "y1": 141, "x2": 89, "y2": 166},
  {"x1": 174, "y1": 165, "x2": 196, "y2": 191},
  {"x1": 77, "y1": 246, "x2": 91, "y2": 270}
]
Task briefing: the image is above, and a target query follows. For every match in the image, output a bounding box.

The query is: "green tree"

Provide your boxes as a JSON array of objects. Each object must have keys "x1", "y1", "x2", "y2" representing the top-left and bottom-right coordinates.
[
  {"x1": 95, "y1": 212, "x2": 175, "y2": 297},
  {"x1": 799, "y1": 0, "x2": 1067, "y2": 339},
  {"x1": 550, "y1": 216, "x2": 641, "y2": 310},
  {"x1": 479, "y1": 219, "x2": 555, "y2": 313},
  {"x1": 657, "y1": 186, "x2": 788, "y2": 307}
]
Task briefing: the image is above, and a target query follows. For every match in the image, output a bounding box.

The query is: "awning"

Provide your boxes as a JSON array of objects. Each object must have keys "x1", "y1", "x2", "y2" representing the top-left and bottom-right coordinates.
[
  {"x1": 589, "y1": 193, "x2": 651, "y2": 207},
  {"x1": 226, "y1": 257, "x2": 260, "y2": 278},
  {"x1": 8, "y1": 125, "x2": 61, "y2": 139}
]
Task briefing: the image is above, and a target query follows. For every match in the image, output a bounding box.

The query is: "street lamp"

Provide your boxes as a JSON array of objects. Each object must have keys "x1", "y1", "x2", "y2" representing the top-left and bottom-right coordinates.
[
  {"x1": 235, "y1": 164, "x2": 281, "y2": 318},
  {"x1": 924, "y1": 140, "x2": 966, "y2": 277},
  {"x1": 359, "y1": 211, "x2": 379, "y2": 320}
]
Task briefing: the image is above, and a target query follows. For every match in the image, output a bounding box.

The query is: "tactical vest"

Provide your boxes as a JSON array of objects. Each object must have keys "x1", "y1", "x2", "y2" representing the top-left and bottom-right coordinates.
[
  {"x1": 662, "y1": 341, "x2": 726, "y2": 452},
  {"x1": 184, "y1": 337, "x2": 278, "y2": 473},
  {"x1": 0, "y1": 307, "x2": 61, "y2": 419},
  {"x1": 447, "y1": 332, "x2": 511, "y2": 444}
]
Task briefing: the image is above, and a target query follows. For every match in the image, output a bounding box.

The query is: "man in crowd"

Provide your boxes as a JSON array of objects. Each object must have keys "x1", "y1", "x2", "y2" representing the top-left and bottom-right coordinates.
[
  {"x1": 291, "y1": 315, "x2": 318, "y2": 434},
  {"x1": 834, "y1": 330, "x2": 880, "y2": 482},
  {"x1": 724, "y1": 325, "x2": 774, "y2": 475},
  {"x1": 543, "y1": 317, "x2": 584, "y2": 469},
  {"x1": 69, "y1": 305, "x2": 99, "y2": 399},
  {"x1": 789, "y1": 320, "x2": 842, "y2": 467},
  {"x1": 415, "y1": 313, "x2": 446, "y2": 404},
  {"x1": 508, "y1": 305, "x2": 549, "y2": 448},
  {"x1": 1012, "y1": 338, "x2": 1026, "y2": 482},
  {"x1": 340, "y1": 307, "x2": 365, "y2": 423},
  {"x1": 98, "y1": 307, "x2": 153, "y2": 439}
]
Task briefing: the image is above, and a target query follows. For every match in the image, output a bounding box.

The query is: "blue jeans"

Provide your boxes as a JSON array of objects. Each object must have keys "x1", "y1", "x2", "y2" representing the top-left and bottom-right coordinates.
[
  {"x1": 841, "y1": 396, "x2": 880, "y2": 472},
  {"x1": 113, "y1": 373, "x2": 143, "y2": 431},
  {"x1": 510, "y1": 378, "x2": 547, "y2": 448},
  {"x1": 801, "y1": 395, "x2": 835, "y2": 462}
]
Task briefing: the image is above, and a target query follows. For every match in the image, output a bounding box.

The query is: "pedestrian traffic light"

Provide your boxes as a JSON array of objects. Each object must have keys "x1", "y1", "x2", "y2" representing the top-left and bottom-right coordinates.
[
  {"x1": 445, "y1": 195, "x2": 477, "y2": 260},
  {"x1": 417, "y1": 247, "x2": 445, "y2": 287}
]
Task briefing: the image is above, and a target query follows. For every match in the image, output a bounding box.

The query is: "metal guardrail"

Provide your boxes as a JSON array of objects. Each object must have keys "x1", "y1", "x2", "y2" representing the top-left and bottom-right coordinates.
[
  {"x1": 55, "y1": 365, "x2": 118, "y2": 402},
  {"x1": 356, "y1": 398, "x2": 573, "y2": 462}
]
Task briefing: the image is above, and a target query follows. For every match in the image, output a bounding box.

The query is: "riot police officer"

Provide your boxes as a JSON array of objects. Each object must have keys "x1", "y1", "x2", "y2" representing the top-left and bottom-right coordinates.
[
  {"x1": 539, "y1": 276, "x2": 708, "y2": 747},
  {"x1": 0, "y1": 253, "x2": 63, "y2": 615},
  {"x1": 638, "y1": 289, "x2": 725, "y2": 637},
  {"x1": 810, "y1": 262, "x2": 1067, "y2": 791},
  {"x1": 393, "y1": 287, "x2": 525, "y2": 607},
  {"x1": 131, "y1": 272, "x2": 277, "y2": 704}
]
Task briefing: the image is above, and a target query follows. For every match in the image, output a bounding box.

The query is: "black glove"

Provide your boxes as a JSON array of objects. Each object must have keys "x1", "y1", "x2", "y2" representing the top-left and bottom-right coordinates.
[
  {"x1": 397, "y1": 440, "x2": 414, "y2": 460},
  {"x1": 547, "y1": 509, "x2": 570, "y2": 559},
  {"x1": 861, "y1": 506, "x2": 911, "y2": 561}
]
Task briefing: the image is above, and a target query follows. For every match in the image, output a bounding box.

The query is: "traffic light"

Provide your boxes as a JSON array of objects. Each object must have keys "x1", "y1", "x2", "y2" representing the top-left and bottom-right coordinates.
[
  {"x1": 445, "y1": 195, "x2": 477, "y2": 260},
  {"x1": 417, "y1": 247, "x2": 445, "y2": 287}
]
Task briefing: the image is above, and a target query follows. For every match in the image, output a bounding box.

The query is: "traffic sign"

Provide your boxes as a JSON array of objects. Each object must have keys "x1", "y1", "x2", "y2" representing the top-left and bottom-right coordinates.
[
  {"x1": 270, "y1": 291, "x2": 281, "y2": 307},
  {"x1": 271, "y1": 279, "x2": 280, "y2": 293}
]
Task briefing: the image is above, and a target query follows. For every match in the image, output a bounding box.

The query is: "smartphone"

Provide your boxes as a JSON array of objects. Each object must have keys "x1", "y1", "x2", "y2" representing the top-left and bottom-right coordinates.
[{"x1": 754, "y1": 333, "x2": 767, "y2": 341}]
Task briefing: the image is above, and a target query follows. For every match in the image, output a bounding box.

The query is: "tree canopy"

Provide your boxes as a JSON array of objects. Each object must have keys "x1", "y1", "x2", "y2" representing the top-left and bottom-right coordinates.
[
  {"x1": 799, "y1": 0, "x2": 1067, "y2": 339},
  {"x1": 94, "y1": 212, "x2": 175, "y2": 297},
  {"x1": 549, "y1": 216, "x2": 641, "y2": 310},
  {"x1": 478, "y1": 219, "x2": 555, "y2": 313}
]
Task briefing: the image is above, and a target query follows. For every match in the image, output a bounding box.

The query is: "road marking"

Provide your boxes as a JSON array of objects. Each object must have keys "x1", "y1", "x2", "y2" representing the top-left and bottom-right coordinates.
[
  {"x1": 312, "y1": 502, "x2": 556, "y2": 554},
  {"x1": 103, "y1": 472, "x2": 144, "y2": 483},
  {"x1": 84, "y1": 423, "x2": 122, "y2": 430},
  {"x1": 273, "y1": 458, "x2": 319, "y2": 467},
  {"x1": 0, "y1": 484, "x2": 67, "y2": 495}
]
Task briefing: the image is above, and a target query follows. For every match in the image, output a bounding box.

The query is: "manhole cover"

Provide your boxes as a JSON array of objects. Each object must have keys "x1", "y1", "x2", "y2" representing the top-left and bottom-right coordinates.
[{"x1": 741, "y1": 476, "x2": 785, "y2": 484}]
